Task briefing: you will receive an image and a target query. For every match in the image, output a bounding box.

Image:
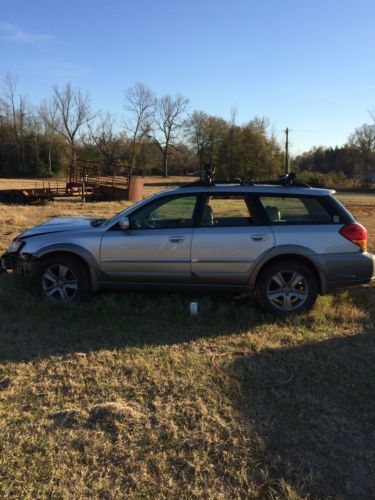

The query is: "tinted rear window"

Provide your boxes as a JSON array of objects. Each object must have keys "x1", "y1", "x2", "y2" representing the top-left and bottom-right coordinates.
[{"x1": 259, "y1": 196, "x2": 334, "y2": 224}]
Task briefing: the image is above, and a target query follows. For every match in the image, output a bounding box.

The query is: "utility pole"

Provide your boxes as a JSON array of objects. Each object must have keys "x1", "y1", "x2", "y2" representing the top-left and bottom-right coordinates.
[
  {"x1": 284, "y1": 127, "x2": 289, "y2": 174},
  {"x1": 285, "y1": 127, "x2": 289, "y2": 174}
]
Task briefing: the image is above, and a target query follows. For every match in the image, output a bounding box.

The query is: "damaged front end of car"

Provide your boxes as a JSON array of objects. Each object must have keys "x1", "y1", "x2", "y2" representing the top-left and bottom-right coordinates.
[{"x1": 1, "y1": 248, "x2": 36, "y2": 280}]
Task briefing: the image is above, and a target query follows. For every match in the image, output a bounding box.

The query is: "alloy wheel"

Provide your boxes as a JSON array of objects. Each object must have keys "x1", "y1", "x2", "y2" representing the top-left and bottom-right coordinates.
[
  {"x1": 266, "y1": 270, "x2": 309, "y2": 312},
  {"x1": 42, "y1": 264, "x2": 78, "y2": 303}
]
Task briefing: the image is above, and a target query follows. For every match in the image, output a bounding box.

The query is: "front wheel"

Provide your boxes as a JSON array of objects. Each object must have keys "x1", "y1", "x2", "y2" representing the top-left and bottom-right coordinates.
[
  {"x1": 256, "y1": 260, "x2": 318, "y2": 315},
  {"x1": 36, "y1": 255, "x2": 91, "y2": 303}
]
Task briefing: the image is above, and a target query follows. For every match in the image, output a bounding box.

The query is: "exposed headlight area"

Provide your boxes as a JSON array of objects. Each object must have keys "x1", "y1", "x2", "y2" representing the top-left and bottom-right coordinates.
[{"x1": 7, "y1": 238, "x2": 25, "y2": 253}]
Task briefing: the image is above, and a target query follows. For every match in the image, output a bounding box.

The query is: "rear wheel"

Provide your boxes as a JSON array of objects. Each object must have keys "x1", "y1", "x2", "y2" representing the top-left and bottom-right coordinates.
[
  {"x1": 36, "y1": 255, "x2": 91, "y2": 303},
  {"x1": 256, "y1": 260, "x2": 318, "y2": 315}
]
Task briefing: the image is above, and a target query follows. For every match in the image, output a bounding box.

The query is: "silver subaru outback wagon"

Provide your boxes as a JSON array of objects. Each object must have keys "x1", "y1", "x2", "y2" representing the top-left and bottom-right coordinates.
[{"x1": 1, "y1": 176, "x2": 374, "y2": 314}]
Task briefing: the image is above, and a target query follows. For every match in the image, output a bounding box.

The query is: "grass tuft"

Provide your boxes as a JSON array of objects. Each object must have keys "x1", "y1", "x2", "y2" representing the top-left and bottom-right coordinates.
[{"x1": 88, "y1": 401, "x2": 147, "y2": 427}]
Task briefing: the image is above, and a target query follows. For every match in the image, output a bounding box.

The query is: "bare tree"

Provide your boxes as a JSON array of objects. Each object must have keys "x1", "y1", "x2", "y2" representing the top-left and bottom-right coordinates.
[
  {"x1": 227, "y1": 106, "x2": 239, "y2": 178},
  {"x1": 0, "y1": 73, "x2": 19, "y2": 137},
  {"x1": 149, "y1": 94, "x2": 188, "y2": 177},
  {"x1": 186, "y1": 111, "x2": 210, "y2": 175},
  {"x1": 42, "y1": 83, "x2": 94, "y2": 167},
  {"x1": 0, "y1": 73, "x2": 28, "y2": 170},
  {"x1": 124, "y1": 83, "x2": 155, "y2": 170},
  {"x1": 26, "y1": 108, "x2": 42, "y2": 175},
  {"x1": 39, "y1": 98, "x2": 60, "y2": 176},
  {"x1": 84, "y1": 112, "x2": 124, "y2": 173},
  {"x1": 186, "y1": 111, "x2": 228, "y2": 175},
  {"x1": 348, "y1": 123, "x2": 375, "y2": 189}
]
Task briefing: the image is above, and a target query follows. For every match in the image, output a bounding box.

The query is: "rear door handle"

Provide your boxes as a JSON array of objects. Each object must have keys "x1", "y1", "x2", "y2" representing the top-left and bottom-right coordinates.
[
  {"x1": 169, "y1": 236, "x2": 185, "y2": 243},
  {"x1": 251, "y1": 234, "x2": 267, "y2": 241}
]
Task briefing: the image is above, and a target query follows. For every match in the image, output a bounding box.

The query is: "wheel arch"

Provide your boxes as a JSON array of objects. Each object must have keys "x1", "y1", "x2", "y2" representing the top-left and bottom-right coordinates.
[
  {"x1": 251, "y1": 250, "x2": 324, "y2": 294},
  {"x1": 33, "y1": 244, "x2": 100, "y2": 291}
]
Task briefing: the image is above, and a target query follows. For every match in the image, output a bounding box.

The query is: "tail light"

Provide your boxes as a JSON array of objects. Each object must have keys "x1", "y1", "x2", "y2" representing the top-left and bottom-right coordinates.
[{"x1": 339, "y1": 223, "x2": 367, "y2": 250}]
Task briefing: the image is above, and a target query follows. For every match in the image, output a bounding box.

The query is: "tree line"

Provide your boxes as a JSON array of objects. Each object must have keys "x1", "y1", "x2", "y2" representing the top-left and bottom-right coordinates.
[
  {"x1": 292, "y1": 122, "x2": 375, "y2": 189},
  {"x1": 0, "y1": 75, "x2": 283, "y2": 180},
  {"x1": 0, "y1": 73, "x2": 374, "y2": 187}
]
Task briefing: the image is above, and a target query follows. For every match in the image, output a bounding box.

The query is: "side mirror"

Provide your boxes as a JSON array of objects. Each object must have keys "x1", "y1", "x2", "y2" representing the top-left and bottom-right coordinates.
[{"x1": 119, "y1": 217, "x2": 130, "y2": 231}]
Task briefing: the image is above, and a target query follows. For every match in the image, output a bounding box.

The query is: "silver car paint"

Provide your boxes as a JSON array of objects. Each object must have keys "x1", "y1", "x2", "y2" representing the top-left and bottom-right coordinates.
[
  {"x1": 5, "y1": 184, "x2": 374, "y2": 293},
  {"x1": 271, "y1": 224, "x2": 358, "y2": 254},
  {"x1": 191, "y1": 226, "x2": 275, "y2": 284},
  {"x1": 19, "y1": 216, "x2": 98, "y2": 238},
  {"x1": 100, "y1": 227, "x2": 193, "y2": 283}
]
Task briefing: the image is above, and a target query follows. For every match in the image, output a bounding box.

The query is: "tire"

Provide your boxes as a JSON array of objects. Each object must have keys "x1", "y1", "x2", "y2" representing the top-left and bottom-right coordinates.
[
  {"x1": 0, "y1": 192, "x2": 9, "y2": 204},
  {"x1": 95, "y1": 191, "x2": 109, "y2": 202},
  {"x1": 255, "y1": 259, "x2": 318, "y2": 315},
  {"x1": 9, "y1": 191, "x2": 26, "y2": 205},
  {"x1": 36, "y1": 255, "x2": 91, "y2": 304}
]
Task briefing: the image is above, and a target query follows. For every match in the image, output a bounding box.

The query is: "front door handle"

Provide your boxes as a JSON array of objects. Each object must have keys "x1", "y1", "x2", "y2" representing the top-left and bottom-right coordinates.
[
  {"x1": 169, "y1": 236, "x2": 185, "y2": 243},
  {"x1": 251, "y1": 234, "x2": 267, "y2": 241}
]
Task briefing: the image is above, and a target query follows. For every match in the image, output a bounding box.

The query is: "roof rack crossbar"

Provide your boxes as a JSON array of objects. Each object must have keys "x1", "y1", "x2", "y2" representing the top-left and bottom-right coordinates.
[{"x1": 178, "y1": 167, "x2": 311, "y2": 189}]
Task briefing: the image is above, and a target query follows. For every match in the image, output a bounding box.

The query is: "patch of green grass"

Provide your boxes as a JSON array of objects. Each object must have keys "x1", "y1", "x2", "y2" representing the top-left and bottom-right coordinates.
[{"x1": 0, "y1": 273, "x2": 374, "y2": 498}]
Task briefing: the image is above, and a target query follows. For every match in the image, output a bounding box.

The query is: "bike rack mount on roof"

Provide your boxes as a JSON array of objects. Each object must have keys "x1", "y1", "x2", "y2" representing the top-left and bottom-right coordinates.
[{"x1": 180, "y1": 164, "x2": 311, "y2": 189}]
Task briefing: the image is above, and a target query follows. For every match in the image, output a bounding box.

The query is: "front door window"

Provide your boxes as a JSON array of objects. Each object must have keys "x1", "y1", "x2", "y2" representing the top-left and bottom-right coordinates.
[{"x1": 130, "y1": 195, "x2": 199, "y2": 229}]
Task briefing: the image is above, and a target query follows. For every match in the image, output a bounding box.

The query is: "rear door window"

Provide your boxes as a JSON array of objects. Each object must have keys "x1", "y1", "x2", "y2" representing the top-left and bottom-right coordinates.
[
  {"x1": 259, "y1": 196, "x2": 332, "y2": 224},
  {"x1": 199, "y1": 194, "x2": 254, "y2": 227}
]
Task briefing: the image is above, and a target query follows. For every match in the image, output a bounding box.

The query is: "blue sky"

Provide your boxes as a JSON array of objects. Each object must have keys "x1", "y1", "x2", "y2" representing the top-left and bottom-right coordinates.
[{"x1": 1, "y1": 0, "x2": 375, "y2": 153}]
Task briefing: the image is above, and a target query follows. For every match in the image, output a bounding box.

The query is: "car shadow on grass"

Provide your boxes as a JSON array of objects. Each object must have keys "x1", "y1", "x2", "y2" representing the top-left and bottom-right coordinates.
[
  {"x1": 0, "y1": 272, "x2": 280, "y2": 362},
  {"x1": 223, "y1": 330, "x2": 375, "y2": 498},
  {"x1": 0, "y1": 273, "x2": 373, "y2": 364}
]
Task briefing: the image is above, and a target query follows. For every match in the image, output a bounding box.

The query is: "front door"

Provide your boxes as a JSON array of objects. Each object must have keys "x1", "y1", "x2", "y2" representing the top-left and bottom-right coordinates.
[{"x1": 100, "y1": 194, "x2": 199, "y2": 283}]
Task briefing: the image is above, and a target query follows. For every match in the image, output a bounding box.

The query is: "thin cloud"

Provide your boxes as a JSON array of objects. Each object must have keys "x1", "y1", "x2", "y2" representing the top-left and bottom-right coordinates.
[
  {"x1": 24, "y1": 60, "x2": 91, "y2": 80},
  {"x1": 0, "y1": 22, "x2": 55, "y2": 46}
]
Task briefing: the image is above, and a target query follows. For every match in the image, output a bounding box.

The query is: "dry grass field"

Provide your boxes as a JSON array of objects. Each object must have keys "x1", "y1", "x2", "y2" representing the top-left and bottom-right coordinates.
[
  {"x1": 338, "y1": 196, "x2": 375, "y2": 254},
  {"x1": 0, "y1": 178, "x2": 374, "y2": 498}
]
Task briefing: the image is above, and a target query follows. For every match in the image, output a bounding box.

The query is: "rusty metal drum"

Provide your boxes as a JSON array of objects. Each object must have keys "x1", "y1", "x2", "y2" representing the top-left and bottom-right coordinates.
[{"x1": 128, "y1": 177, "x2": 144, "y2": 202}]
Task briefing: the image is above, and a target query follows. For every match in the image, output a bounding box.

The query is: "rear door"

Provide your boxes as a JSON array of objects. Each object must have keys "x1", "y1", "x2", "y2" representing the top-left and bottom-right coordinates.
[{"x1": 191, "y1": 193, "x2": 275, "y2": 285}]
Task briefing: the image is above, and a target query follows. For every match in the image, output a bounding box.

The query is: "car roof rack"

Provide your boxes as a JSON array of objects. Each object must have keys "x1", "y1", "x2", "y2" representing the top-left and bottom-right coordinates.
[
  {"x1": 179, "y1": 166, "x2": 311, "y2": 189},
  {"x1": 252, "y1": 173, "x2": 311, "y2": 188},
  {"x1": 179, "y1": 164, "x2": 216, "y2": 188}
]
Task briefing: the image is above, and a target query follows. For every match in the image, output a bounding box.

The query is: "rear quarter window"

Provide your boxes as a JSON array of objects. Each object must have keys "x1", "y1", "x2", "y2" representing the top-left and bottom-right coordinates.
[{"x1": 258, "y1": 195, "x2": 339, "y2": 224}]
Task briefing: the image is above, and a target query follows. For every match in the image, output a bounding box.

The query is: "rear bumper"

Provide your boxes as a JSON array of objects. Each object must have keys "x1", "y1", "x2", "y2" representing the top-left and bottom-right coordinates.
[{"x1": 313, "y1": 251, "x2": 375, "y2": 293}]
